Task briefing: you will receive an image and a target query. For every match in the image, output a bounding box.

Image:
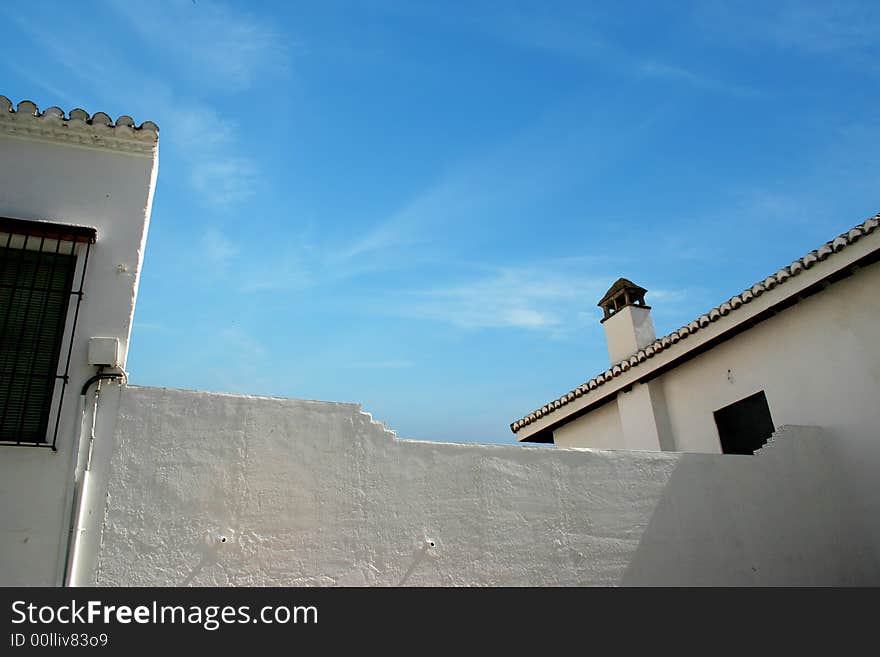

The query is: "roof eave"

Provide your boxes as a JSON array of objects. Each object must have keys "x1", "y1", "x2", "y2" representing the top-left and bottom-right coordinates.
[{"x1": 513, "y1": 226, "x2": 880, "y2": 442}]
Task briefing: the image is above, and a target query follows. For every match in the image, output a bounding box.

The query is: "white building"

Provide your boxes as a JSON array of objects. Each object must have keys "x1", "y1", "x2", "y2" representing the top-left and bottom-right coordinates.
[
  {"x1": 511, "y1": 222, "x2": 880, "y2": 455},
  {"x1": 0, "y1": 96, "x2": 158, "y2": 586},
  {"x1": 1, "y1": 95, "x2": 878, "y2": 586}
]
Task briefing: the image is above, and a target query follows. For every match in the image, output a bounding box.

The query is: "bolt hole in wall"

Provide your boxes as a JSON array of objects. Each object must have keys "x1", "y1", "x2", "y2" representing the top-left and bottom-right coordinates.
[{"x1": 713, "y1": 390, "x2": 775, "y2": 455}]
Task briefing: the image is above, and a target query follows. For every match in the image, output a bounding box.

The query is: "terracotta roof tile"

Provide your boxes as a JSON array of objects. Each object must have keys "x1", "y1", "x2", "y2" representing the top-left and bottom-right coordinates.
[{"x1": 0, "y1": 96, "x2": 158, "y2": 154}]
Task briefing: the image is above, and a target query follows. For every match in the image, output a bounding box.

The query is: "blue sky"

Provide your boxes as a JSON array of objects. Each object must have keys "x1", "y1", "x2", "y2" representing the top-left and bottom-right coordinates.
[{"x1": 2, "y1": 1, "x2": 878, "y2": 443}]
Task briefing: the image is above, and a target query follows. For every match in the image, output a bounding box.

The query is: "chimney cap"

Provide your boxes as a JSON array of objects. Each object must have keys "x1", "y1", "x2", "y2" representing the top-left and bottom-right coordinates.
[{"x1": 598, "y1": 278, "x2": 650, "y2": 320}]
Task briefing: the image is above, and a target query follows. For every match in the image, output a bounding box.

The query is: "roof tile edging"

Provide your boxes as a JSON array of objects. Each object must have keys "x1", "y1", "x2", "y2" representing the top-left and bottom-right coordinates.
[
  {"x1": 511, "y1": 212, "x2": 880, "y2": 434},
  {"x1": 0, "y1": 96, "x2": 158, "y2": 155}
]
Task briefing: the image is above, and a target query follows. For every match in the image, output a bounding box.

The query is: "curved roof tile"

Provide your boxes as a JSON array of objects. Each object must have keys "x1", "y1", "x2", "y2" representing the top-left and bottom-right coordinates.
[{"x1": 0, "y1": 95, "x2": 158, "y2": 153}]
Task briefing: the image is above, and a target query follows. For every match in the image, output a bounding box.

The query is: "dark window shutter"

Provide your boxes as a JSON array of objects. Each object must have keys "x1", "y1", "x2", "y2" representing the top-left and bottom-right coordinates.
[{"x1": 0, "y1": 246, "x2": 76, "y2": 443}]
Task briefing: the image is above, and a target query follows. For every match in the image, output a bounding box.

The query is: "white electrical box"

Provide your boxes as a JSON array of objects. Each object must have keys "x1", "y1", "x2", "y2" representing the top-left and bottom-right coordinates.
[{"x1": 88, "y1": 337, "x2": 120, "y2": 367}]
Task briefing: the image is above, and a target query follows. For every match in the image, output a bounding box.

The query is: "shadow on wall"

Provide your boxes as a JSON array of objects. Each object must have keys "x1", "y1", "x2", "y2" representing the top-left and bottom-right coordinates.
[{"x1": 620, "y1": 426, "x2": 880, "y2": 586}]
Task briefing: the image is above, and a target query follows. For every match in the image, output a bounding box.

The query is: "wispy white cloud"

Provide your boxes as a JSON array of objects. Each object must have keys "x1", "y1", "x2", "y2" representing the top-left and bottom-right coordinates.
[
  {"x1": 226, "y1": 88, "x2": 665, "y2": 297},
  {"x1": 345, "y1": 360, "x2": 414, "y2": 370},
  {"x1": 201, "y1": 229, "x2": 239, "y2": 270},
  {"x1": 382, "y1": 3, "x2": 758, "y2": 97},
  {"x1": 217, "y1": 326, "x2": 267, "y2": 362},
  {"x1": 633, "y1": 60, "x2": 756, "y2": 97},
  {"x1": 695, "y1": 1, "x2": 880, "y2": 55},
  {"x1": 189, "y1": 157, "x2": 260, "y2": 207},
  {"x1": 2, "y1": 4, "x2": 269, "y2": 210},
  {"x1": 763, "y1": 3, "x2": 879, "y2": 52},
  {"x1": 331, "y1": 172, "x2": 494, "y2": 264},
  {"x1": 102, "y1": 0, "x2": 289, "y2": 90},
  {"x1": 510, "y1": 14, "x2": 757, "y2": 97},
  {"x1": 391, "y1": 265, "x2": 609, "y2": 333},
  {"x1": 648, "y1": 288, "x2": 691, "y2": 304},
  {"x1": 1, "y1": 60, "x2": 79, "y2": 108},
  {"x1": 153, "y1": 99, "x2": 263, "y2": 209},
  {"x1": 236, "y1": 258, "x2": 316, "y2": 294},
  {"x1": 0, "y1": 8, "x2": 119, "y2": 99},
  {"x1": 330, "y1": 98, "x2": 666, "y2": 282}
]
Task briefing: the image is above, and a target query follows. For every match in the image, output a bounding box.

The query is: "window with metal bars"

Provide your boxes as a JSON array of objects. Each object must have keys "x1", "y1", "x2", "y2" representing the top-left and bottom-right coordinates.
[{"x1": 0, "y1": 217, "x2": 95, "y2": 449}]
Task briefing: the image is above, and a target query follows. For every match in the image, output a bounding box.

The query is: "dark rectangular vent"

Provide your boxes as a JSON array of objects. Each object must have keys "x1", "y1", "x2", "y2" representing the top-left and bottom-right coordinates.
[{"x1": 713, "y1": 390, "x2": 775, "y2": 455}]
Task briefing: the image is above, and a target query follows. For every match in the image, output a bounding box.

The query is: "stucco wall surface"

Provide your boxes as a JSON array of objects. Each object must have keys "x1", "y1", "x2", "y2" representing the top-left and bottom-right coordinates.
[{"x1": 93, "y1": 386, "x2": 879, "y2": 586}]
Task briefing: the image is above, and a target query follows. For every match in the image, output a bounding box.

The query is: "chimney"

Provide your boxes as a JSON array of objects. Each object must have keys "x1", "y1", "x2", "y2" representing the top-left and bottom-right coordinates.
[
  {"x1": 598, "y1": 278, "x2": 655, "y2": 364},
  {"x1": 596, "y1": 278, "x2": 671, "y2": 452}
]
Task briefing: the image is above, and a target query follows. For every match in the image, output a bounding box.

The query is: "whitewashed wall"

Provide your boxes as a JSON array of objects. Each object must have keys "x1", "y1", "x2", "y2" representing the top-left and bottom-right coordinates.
[
  {"x1": 554, "y1": 399, "x2": 621, "y2": 450},
  {"x1": 660, "y1": 263, "x2": 880, "y2": 454},
  {"x1": 89, "y1": 386, "x2": 878, "y2": 586},
  {"x1": 0, "y1": 132, "x2": 156, "y2": 585},
  {"x1": 549, "y1": 260, "x2": 880, "y2": 551}
]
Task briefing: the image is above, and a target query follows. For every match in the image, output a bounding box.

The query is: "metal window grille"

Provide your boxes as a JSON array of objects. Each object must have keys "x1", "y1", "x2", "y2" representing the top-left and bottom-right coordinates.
[{"x1": 0, "y1": 217, "x2": 95, "y2": 449}]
